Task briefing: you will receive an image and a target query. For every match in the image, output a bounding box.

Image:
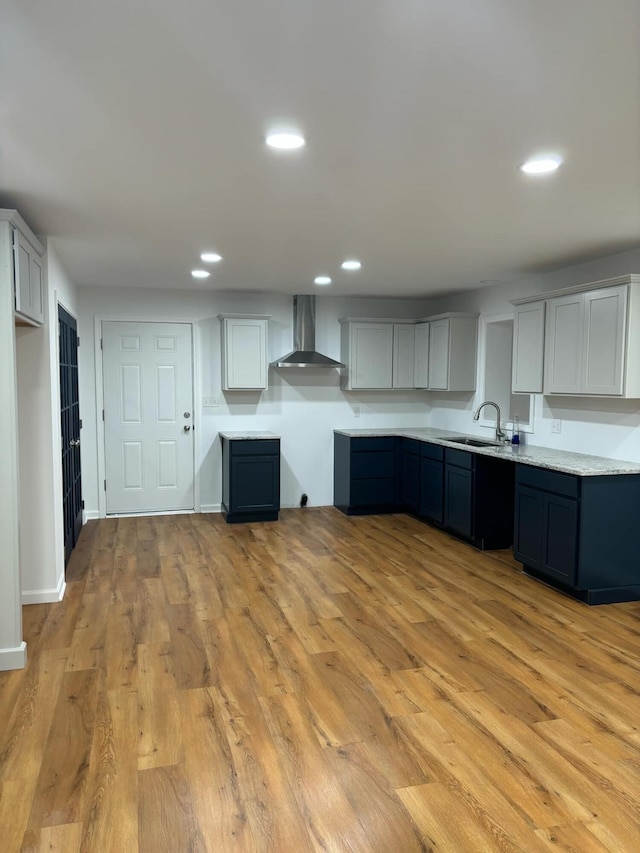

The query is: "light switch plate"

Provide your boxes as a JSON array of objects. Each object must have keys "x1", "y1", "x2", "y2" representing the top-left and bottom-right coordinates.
[
  {"x1": 203, "y1": 396, "x2": 219, "y2": 408},
  {"x1": 551, "y1": 419, "x2": 562, "y2": 434}
]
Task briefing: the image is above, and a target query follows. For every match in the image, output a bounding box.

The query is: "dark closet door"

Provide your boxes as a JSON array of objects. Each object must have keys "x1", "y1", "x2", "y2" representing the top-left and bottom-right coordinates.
[{"x1": 59, "y1": 305, "x2": 82, "y2": 563}]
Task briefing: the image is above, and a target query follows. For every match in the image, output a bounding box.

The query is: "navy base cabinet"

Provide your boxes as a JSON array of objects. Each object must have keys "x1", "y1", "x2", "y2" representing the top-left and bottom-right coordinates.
[
  {"x1": 221, "y1": 437, "x2": 280, "y2": 523},
  {"x1": 334, "y1": 434, "x2": 398, "y2": 515},
  {"x1": 514, "y1": 464, "x2": 640, "y2": 604}
]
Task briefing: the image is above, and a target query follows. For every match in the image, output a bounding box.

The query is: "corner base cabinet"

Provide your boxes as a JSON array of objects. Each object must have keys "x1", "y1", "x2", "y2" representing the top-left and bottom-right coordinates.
[
  {"x1": 221, "y1": 435, "x2": 280, "y2": 523},
  {"x1": 334, "y1": 434, "x2": 398, "y2": 514},
  {"x1": 513, "y1": 464, "x2": 640, "y2": 603}
]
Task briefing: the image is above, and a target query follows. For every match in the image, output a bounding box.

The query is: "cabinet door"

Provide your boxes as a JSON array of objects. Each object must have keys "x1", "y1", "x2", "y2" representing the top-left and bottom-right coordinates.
[
  {"x1": 419, "y1": 457, "x2": 443, "y2": 522},
  {"x1": 544, "y1": 294, "x2": 584, "y2": 393},
  {"x1": 400, "y1": 448, "x2": 420, "y2": 513},
  {"x1": 428, "y1": 319, "x2": 450, "y2": 390},
  {"x1": 513, "y1": 484, "x2": 544, "y2": 569},
  {"x1": 351, "y1": 324, "x2": 393, "y2": 389},
  {"x1": 222, "y1": 318, "x2": 267, "y2": 390},
  {"x1": 444, "y1": 464, "x2": 473, "y2": 537},
  {"x1": 28, "y1": 252, "x2": 44, "y2": 324},
  {"x1": 230, "y1": 455, "x2": 279, "y2": 512},
  {"x1": 414, "y1": 322, "x2": 430, "y2": 388},
  {"x1": 392, "y1": 324, "x2": 416, "y2": 388},
  {"x1": 13, "y1": 231, "x2": 32, "y2": 317},
  {"x1": 512, "y1": 302, "x2": 545, "y2": 393},
  {"x1": 582, "y1": 286, "x2": 626, "y2": 395},
  {"x1": 542, "y1": 493, "x2": 578, "y2": 584}
]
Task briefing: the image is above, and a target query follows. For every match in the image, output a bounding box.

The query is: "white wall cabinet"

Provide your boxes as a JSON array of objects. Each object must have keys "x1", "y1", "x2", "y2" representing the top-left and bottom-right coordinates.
[
  {"x1": 424, "y1": 314, "x2": 478, "y2": 392},
  {"x1": 219, "y1": 314, "x2": 270, "y2": 390},
  {"x1": 512, "y1": 301, "x2": 545, "y2": 393},
  {"x1": 13, "y1": 227, "x2": 44, "y2": 325},
  {"x1": 413, "y1": 322, "x2": 430, "y2": 388},
  {"x1": 513, "y1": 276, "x2": 640, "y2": 398},
  {"x1": 339, "y1": 320, "x2": 415, "y2": 390}
]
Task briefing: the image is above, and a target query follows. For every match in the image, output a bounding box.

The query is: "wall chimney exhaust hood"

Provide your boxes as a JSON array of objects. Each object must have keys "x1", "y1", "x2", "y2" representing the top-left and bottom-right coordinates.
[{"x1": 271, "y1": 295, "x2": 345, "y2": 368}]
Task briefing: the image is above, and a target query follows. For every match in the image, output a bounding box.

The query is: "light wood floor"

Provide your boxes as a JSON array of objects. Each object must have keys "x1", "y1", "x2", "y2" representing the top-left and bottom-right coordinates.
[{"x1": 2, "y1": 509, "x2": 640, "y2": 851}]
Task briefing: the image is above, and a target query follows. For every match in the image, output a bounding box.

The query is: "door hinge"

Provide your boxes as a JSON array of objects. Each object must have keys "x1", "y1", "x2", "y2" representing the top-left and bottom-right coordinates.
[
  {"x1": 100, "y1": 338, "x2": 103, "y2": 350},
  {"x1": 102, "y1": 409, "x2": 105, "y2": 421},
  {"x1": 79, "y1": 419, "x2": 83, "y2": 430},
  {"x1": 77, "y1": 337, "x2": 80, "y2": 347},
  {"x1": 81, "y1": 500, "x2": 85, "y2": 510},
  {"x1": 104, "y1": 479, "x2": 107, "y2": 491}
]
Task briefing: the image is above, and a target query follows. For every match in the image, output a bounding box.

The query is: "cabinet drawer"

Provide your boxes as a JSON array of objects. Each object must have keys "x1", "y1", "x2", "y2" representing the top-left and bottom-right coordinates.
[
  {"x1": 403, "y1": 438, "x2": 421, "y2": 455},
  {"x1": 351, "y1": 478, "x2": 396, "y2": 506},
  {"x1": 516, "y1": 465, "x2": 579, "y2": 498},
  {"x1": 421, "y1": 442, "x2": 444, "y2": 461},
  {"x1": 351, "y1": 451, "x2": 395, "y2": 479},
  {"x1": 351, "y1": 437, "x2": 396, "y2": 453},
  {"x1": 231, "y1": 439, "x2": 280, "y2": 456},
  {"x1": 445, "y1": 448, "x2": 473, "y2": 470}
]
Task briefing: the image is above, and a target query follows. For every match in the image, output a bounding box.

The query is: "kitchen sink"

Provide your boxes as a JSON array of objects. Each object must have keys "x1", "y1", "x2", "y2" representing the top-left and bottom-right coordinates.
[{"x1": 440, "y1": 436, "x2": 501, "y2": 448}]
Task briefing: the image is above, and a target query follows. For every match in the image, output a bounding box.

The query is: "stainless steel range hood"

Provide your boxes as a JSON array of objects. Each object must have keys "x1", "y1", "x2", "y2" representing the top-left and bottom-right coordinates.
[{"x1": 271, "y1": 295, "x2": 345, "y2": 368}]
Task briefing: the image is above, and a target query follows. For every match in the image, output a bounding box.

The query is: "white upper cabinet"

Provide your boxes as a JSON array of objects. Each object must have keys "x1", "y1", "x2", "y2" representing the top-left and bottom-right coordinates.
[
  {"x1": 426, "y1": 314, "x2": 478, "y2": 392},
  {"x1": 392, "y1": 323, "x2": 416, "y2": 388},
  {"x1": 13, "y1": 227, "x2": 44, "y2": 325},
  {"x1": 414, "y1": 322, "x2": 430, "y2": 388},
  {"x1": 514, "y1": 275, "x2": 640, "y2": 398},
  {"x1": 545, "y1": 284, "x2": 629, "y2": 396},
  {"x1": 219, "y1": 314, "x2": 270, "y2": 390},
  {"x1": 340, "y1": 320, "x2": 419, "y2": 390},
  {"x1": 512, "y1": 301, "x2": 545, "y2": 393}
]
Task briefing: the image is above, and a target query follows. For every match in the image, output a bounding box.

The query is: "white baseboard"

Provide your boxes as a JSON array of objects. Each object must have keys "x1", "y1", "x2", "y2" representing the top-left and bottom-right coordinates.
[
  {"x1": 0, "y1": 641, "x2": 27, "y2": 671},
  {"x1": 84, "y1": 510, "x2": 100, "y2": 521},
  {"x1": 22, "y1": 573, "x2": 66, "y2": 605},
  {"x1": 200, "y1": 504, "x2": 222, "y2": 513}
]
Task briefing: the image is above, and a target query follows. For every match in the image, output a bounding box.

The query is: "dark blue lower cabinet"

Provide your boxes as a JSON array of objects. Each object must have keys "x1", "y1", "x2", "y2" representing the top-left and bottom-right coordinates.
[
  {"x1": 400, "y1": 440, "x2": 420, "y2": 514},
  {"x1": 222, "y1": 438, "x2": 280, "y2": 523},
  {"x1": 334, "y1": 434, "x2": 398, "y2": 515},
  {"x1": 419, "y1": 457, "x2": 444, "y2": 523},
  {"x1": 444, "y1": 464, "x2": 473, "y2": 537},
  {"x1": 514, "y1": 484, "x2": 578, "y2": 584}
]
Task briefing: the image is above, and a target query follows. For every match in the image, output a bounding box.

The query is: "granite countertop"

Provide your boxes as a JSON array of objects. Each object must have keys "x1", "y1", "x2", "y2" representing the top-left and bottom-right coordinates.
[
  {"x1": 333, "y1": 427, "x2": 640, "y2": 477},
  {"x1": 219, "y1": 431, "x2": 281, "y2": 440}
]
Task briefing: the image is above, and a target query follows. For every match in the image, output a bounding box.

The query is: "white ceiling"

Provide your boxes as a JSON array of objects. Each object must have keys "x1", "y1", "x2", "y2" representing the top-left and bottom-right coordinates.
[{"x1": 2, "y1": 0, "x2": 639, "y2": 298}]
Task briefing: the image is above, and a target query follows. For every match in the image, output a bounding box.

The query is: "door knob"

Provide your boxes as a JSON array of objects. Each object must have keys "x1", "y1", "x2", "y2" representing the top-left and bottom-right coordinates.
[
  {"x1": 183, "y1": 425, "x2": 191, "y2": 432},
  {"x1": 70, "y1": 439, "x2": 80, "y2": 447},
  {"x1": 184, "y1": 412, "x2": 191, "y2": 418}
]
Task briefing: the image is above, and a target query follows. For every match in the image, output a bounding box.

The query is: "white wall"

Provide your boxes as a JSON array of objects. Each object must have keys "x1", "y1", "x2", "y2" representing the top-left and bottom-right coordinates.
[
  {"x1": 15, "y1": 242, "x2": 78, "y2": 603},
  {"x1": 78, "y1": 288, "x2": 433, "y2": 514},
  {"x1": 422, "y1": 246, "x2": 640, "y2": 460}
]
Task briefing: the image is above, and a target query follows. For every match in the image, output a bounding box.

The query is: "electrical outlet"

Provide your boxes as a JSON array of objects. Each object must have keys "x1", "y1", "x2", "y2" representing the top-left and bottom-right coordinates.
[
  {"x1": 203, "y1": 396, "x2": 219, "y2": 408},
  {"x1": 551, "y1": 419, "x2": 562, "y2": 434},
  {"x1": 353, "y1": 406, "x2": 360, "y2": 418}
]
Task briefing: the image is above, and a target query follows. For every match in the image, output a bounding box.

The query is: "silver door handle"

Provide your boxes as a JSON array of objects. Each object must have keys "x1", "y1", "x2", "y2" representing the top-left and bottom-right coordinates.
[
  {"x1": 183, "y1": 425, "x2": 191, "y2": 432},
  {"x1": 70, "y1": 439, "x2": 80, "y2": 447}
]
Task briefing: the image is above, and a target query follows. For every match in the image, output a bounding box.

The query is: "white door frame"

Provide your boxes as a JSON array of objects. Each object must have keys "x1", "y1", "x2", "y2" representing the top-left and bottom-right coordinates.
[{"x1": 93, "y1": 315, "x2": 201, "y2": 519}]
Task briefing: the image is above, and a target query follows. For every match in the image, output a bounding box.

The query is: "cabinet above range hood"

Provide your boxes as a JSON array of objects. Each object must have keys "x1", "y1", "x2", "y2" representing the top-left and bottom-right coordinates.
[{"x1": 271, "y1": 295, "x2": 345, "y2": 368}]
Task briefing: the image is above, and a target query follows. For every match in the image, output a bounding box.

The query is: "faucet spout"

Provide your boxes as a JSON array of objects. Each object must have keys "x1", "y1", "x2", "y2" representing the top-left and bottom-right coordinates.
[{"x1": 473, "y1": 400, "x2": 508, "y2": 443}]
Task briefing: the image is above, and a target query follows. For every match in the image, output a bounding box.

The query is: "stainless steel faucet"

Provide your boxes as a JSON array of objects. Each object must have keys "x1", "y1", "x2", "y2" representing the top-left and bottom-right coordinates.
[{"x1": 473, "y1": 401, "x2": 508, "y2": 443}]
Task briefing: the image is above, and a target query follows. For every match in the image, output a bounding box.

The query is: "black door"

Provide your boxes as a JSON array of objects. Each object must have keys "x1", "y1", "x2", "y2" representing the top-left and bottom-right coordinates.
[{"x1": 59, "y1": 305, "x2": 82, "y2": 563}]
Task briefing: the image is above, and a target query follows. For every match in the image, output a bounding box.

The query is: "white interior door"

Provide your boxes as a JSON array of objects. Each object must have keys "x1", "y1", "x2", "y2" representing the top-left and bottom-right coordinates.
[{"x1": 102, "y1": 321, "x2": 195, "y2": 514}]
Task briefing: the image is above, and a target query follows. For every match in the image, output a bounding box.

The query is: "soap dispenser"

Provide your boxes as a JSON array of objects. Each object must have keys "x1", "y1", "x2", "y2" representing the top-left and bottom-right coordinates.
[{"x1": 511, "y1": 415, "x2": 520, "y2": 446}]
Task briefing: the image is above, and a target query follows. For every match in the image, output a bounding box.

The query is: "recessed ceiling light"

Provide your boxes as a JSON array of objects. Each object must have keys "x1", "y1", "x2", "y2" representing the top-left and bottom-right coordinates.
[
  {"x1": 191, "y1": 269, "x2": 210, "y2": 279},
  {"x1": 201, "y1": 252, "x2": 222, "y2": 263},
  {"x1": 520, "y1": 156, "x2": 562, "y2": 175},
  {"x1": 314, "y1": 276, "x2": 332, "y2": 285},
  {"x1": 265, "y1": 131, "x2": 306, "y2": 150},
  {"x1": 341, "y1": 260, "x2": 362, "y2": 271}
]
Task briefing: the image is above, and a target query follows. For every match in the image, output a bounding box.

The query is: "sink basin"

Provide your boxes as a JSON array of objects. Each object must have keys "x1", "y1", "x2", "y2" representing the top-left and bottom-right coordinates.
[{"x1": 441, "y1": 436, "x2": 500, "y2": 448}]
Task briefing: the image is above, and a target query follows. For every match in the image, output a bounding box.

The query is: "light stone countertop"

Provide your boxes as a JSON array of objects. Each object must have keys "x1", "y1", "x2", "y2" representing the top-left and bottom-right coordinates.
[
  {"x1": 219, "y1": 431, "x2": 281, "y2": 440},
  {"x1": 333, "y1": 427, "x2": 640, "y2": 477}
]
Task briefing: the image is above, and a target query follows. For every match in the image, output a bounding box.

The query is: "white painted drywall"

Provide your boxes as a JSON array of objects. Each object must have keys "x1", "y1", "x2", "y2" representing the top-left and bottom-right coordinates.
[
  {"x1": 77, "y1": 288, "x2": 433, "y2": 513},
  {"x1": 15, "y1": 242, "x2": 78, "y2": 603}
]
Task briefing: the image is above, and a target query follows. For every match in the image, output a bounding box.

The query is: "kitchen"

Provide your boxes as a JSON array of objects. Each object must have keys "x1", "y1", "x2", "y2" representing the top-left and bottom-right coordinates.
[{"x1": 2, "y1": 0, "x2": 640, "y2": 849}]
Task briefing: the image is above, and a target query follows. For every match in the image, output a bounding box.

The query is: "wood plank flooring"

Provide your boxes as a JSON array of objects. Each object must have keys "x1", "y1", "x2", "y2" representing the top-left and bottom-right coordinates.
[{"x1": 2, "y1": 508, "x2": 640, "y2": 851}]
